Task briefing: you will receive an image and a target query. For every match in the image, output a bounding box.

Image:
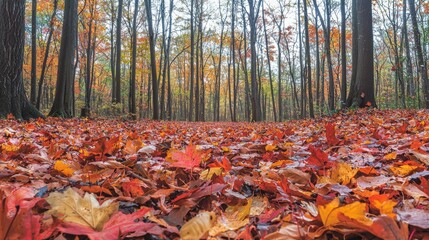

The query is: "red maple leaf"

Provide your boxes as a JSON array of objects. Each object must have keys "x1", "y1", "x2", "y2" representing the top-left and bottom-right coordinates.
[
  {"x1": 170, "y1": 145, "x2": 202, "y2": 170},
  {"x1": 306, "y1": 145, "x2": 330, "y2": 168}
]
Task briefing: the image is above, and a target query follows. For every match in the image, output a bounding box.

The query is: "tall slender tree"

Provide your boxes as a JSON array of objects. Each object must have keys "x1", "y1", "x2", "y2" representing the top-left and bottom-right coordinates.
[
  {"x1": 30, "y1": 0, "x2": 37, "y2": 105},
  {"x1": 408, "y1": 0, "x2": 429, "y2": 108},
  {"x1": 145, "y1": 0, "x2": 159, "y2": 119},
  {"x1": 303, "y1": 0, "x2": 314, "y2": 118},
  {"x1": 37, "y1": 0, "x2": 58, "y2": 110},
  {"x1": 248, "y1": 0, "x2": 263, "y2": 122},
  {"x1": 340, "y1": 0, "x2": 347, "y2": 108},
  {"x1": 129, "y1": 0, "x2": 139, "y2": 119},
  {"x1": 113, "y1": 0, "x2": 123, "y2": 104}
]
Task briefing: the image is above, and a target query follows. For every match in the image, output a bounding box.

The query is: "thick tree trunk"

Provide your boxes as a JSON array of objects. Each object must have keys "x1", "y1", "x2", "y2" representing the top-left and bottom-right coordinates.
[
  {"x1": 347, "y1": 0, "x2": 376, "y2": 108},
  {"x1": 49, "y1": 0, "x2": 78, "y2": 117},
  {"x1": 0, "y1": 0, "x2": 43, "y2": 120}
]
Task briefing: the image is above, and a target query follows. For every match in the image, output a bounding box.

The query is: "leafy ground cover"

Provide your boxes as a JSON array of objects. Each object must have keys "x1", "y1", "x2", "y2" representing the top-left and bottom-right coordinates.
[{"x1": 1, "y1": 109, "x2": 429, "y2": 239}]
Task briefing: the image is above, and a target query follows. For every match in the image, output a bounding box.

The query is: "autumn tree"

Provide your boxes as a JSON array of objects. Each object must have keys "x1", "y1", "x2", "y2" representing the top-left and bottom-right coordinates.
[
  {"x1": 49, "y1": 0, "x2": 78, "y2": 117},
  {"x1": 145, "y1": 0, "x2": 159, "y2": 120},
  {"x1": 347, "y1": 0, "x2": 376, "y2": 108},
  {"x1": 408, "y1": 0, "x2": 429, "y2": 108},
  {"x1": 0, "y1": 0, "x2": 43, "y2": 119}
]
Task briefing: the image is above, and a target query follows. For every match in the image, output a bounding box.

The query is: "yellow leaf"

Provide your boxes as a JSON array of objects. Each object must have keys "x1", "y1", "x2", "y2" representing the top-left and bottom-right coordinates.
[
  {"x1": 369, "y1": 194, "x2": 397, "y2": 218},
  {"x1": 53, "y1": 160, "x2": 75, "y2": 177},
  {"x1": 180, "y1": 211, "x2": 216, "y2": 240},
  {"x1": 384, "y1": 152, "x2": 397, "y2": 161},
  {"x1": 221, "y1": 146, "x2": 230, "y2": 152},
  {"x1": 209, "y1": 199, "x2": 253, "y2": 236},
  {"x1": 46, "y1": 188, "x2": 118, "y2": 231},
  {"x1": 389, "y1": 165, "x2": 418, "y2": 177},
  {"x1": 1, "y1": 144, "x2": 19, "y2": 152},
  {"x1": 199, "y1": 167, "x2": 223, "y2": 180},
  {"x1": 330, "y1": 162, "x2": 359, "y2": 185},
  {"x1": 265, "y1": 144, "x2": 277, "y2": 152},
  {"x1": 318, "y1": 198, "x2": 368, "y2": 227}
]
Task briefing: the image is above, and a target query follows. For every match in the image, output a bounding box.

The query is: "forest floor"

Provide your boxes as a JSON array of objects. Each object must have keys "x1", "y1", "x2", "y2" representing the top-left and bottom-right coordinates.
[{"x1": 1, "y1": 109, "x2": 429, "y2": 239}]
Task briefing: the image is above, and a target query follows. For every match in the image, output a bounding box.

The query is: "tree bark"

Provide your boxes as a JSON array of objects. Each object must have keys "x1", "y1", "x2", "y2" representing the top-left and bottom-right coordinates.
[
  {"x1": 347, "y1": 0, "x2": 376, "y2": 108},
  {"x1": 303, "y1": 0, "x2": 314, "y2": 118},
  {"x1": 49, "y1": 0, "x2": 78, "y2": 117},
  {"x1": 145, "y1": 0, "x2": 159, "y2": 119},
  {"x1": 0, "y1": 0, "x2": 44, "y2": 119},
  {"x1": 31, "y1": 0, "x2": 37, "y2": 105},
  {"x1": 408, "y1": 0, "x2": 429, "y2": 108},
  {"x1": 129, "y1": 0, "x2": 139, "y2": 119}
]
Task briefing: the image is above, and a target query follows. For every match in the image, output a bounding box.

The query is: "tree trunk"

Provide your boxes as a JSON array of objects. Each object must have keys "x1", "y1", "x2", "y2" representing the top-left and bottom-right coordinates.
[
  {"x1": 0, "y1": 0, "x2": 43, "y2": 119},
  {"x1": 129, "y1": 0, "x2": 139, "y2": 119},
  {"x1": 49, "y1": 0, "x2": 78, "y2": 117},
  {"x1": 262, "y1": 1, "x2": 277, "y2": 121},
  {"x1": 31, "y1": 0, "x2": 37, "y2": 105},
  {"x1": 340, "y1": 0, "x2": 347, "y2": 108},
  {"x1": 37, "y1": 0, "x2": 58, "y2": 110},
  {"x1": 409, "y1": 0, "x2": 429, "y2": 108},
  {"x1": 314, "y1": 0, "x2": 335, "y2": 112},
  {"x1": 113, "y1": 0, "x2": 123, "y2": 104},
  {"x1": 347, "y1": 0, "x2": 376, "y2": 108},
  {"x1": 248, "y1": 0, "x2": 262, "y2": 122},
  {"x1": 145, "y1": 0, "x2": 159, "y2": 119},
  {"x1": 303, "y1": 0, "x2": 314, "y2": 118}
]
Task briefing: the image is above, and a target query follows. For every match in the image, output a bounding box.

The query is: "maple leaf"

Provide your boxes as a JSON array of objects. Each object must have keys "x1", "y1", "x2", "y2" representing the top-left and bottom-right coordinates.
[
  {"x1": 325, "y1": 123, "x2": 340, "y2": 146},
  {"x1": 317, "y1": 197, "x2": 368, "y2": 227},
  {"x1": 58, "y1": 207, "x2": 165, "y2": 240},
  {"x1": 46, "y1": 188, "x2": 119, "y2": 231},
  {"x1": 170, "y1": 145, "x2": 202, "y2": 170},
  {"x1": 306, "y1": 145, "x2": 330, "y2": 168}
]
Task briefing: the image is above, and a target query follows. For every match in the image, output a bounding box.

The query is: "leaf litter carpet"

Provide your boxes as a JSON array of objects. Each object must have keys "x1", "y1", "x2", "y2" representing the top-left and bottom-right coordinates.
[{"x1": 1, "y1": 109, "x2": 429, "y2": 239}]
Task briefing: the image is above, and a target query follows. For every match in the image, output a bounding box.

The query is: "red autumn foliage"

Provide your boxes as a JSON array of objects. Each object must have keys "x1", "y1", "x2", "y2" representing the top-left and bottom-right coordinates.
[{"x1": 1, "y1": 109, "x2": 429, "y2": 239}]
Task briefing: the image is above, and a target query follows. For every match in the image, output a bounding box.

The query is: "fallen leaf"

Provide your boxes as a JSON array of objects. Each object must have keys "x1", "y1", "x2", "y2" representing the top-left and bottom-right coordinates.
[
  {"x1": 170, "y1": 145, "x2": 202, "y2": 170},
  {"x1": 318, "y1": 197, "x2": 368, "y2": 227},
  {"x1": 180, "y1": 211, "x2": 216, "y2": 240},
  {"x1": 46, "y1": 188, "x2": 118, "y2": 230}
]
